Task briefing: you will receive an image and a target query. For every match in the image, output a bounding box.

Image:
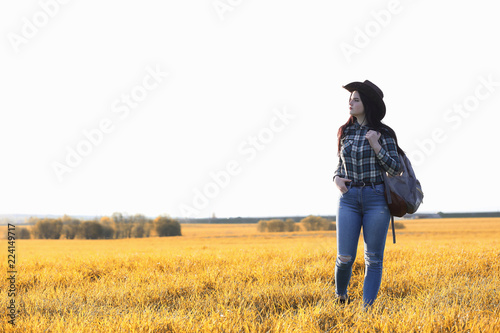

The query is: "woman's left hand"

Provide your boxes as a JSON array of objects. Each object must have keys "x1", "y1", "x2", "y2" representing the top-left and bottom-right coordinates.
[{"x1": 366, "y1": 130, "x2": 382, "y2": 153}]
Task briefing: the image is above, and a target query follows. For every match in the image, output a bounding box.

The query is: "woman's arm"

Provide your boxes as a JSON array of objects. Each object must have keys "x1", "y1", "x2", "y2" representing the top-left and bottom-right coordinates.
[
  {"x1": 333, "y1": 157, "x2": 352, "y2": 193},
  {"x1": 333, "y1": 157, "x2": 343, "y2": 182},
  {"x1": 366, "y1": 130, "x2": 401, "y2": 176}
]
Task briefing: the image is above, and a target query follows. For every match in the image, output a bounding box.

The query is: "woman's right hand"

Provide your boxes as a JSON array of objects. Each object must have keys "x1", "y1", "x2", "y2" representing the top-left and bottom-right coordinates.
[{"x1": 334, "y1": 176, "x2": 352, "y2": 194}]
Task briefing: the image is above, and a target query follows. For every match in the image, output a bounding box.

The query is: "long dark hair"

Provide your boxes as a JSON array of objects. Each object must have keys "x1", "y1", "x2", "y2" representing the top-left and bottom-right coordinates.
[{"x1": 337, "y1": 91, "x2": 405, "y2": 156}]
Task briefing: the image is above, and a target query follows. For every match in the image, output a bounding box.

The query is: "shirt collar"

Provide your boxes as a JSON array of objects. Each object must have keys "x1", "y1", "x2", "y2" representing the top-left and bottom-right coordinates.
[{"x1": 352, "y1": 121, "x2": 371, "y2": 130}]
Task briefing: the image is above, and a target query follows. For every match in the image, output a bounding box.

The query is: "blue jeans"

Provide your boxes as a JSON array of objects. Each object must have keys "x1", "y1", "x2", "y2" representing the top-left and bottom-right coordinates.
[{"x1": 335, "y1": 183, "x2": 391, "y2": 306}]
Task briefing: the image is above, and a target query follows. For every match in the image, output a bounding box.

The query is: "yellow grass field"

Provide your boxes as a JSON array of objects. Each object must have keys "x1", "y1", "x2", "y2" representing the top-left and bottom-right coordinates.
[{"x1": 1, "y1": 218, "x2": 500, "y2": 332}]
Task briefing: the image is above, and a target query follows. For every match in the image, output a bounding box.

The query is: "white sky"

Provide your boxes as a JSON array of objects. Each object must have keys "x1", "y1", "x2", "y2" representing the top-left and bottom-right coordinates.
[{"x1": 1, "y1": 0, "x2": 499, "y2": 219}]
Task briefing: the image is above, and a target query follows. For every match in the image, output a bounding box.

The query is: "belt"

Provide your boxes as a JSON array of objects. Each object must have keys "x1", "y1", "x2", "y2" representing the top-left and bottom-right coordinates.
[{"x1": 348, "y1": 181, "x2": 384, "y2": 187}]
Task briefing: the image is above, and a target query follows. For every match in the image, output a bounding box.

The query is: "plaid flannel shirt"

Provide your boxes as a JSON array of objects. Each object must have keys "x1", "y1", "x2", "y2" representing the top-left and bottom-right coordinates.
[{"x1": 334, "y1": 122, "x2": 401, "y2": 183}]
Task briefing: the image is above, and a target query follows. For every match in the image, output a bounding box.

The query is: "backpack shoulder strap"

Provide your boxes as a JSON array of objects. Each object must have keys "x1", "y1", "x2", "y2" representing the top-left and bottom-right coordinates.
[{"x1": 391, "y1": 215, "x2": 396, "y2": 244}]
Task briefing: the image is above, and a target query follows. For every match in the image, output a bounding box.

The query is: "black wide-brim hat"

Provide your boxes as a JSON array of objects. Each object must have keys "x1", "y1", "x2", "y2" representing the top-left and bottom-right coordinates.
[{"x1": 343, "y1": 80, "x2": 386, "y2": 120}]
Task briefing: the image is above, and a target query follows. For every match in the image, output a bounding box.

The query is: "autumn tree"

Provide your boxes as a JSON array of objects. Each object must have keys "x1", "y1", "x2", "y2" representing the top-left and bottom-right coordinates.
[
  {"x1": 32, "y1": 218, "x2": 63, "y2": 239},
  {"x1": 299, "y1": 215, "x2": 335, "y2": 231},
  {"x1": 154, "y1": 216, "x2": 181, "y2": 237}
]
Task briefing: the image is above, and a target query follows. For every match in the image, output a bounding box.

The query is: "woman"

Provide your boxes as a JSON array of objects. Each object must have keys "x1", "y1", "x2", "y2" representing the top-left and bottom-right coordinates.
[{"x1": 332, "y1": 80, "x2": 403, "y2": 307}]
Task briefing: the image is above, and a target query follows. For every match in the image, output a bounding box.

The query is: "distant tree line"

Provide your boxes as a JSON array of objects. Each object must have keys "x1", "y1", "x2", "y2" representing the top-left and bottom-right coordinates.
[
  {"x1": 17, "y1": 213, "x2": 181, "y2": 239},
  {"x1": 437, "y1": 211, "x2": 500, "y2": 218},
  {"x1": 257, "y1": 215, "x2": 335, "y2": 232},
  {"x1": 181, "y1": 215, "x2": 337, "y2": 224},
  {"x1": 256, "y1": 216, "x2": 407, "y2": 232}
]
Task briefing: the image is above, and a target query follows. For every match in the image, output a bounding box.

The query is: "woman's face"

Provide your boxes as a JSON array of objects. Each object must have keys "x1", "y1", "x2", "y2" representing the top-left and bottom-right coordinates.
[{"x1": 349, "y1": 91, "x2": 365, "y2": 118}]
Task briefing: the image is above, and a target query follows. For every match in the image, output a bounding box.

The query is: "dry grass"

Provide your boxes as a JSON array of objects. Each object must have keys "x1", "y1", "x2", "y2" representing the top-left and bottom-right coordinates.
[{"x1": 1, "y1": 218, "x2": 499, "y2": 332}]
